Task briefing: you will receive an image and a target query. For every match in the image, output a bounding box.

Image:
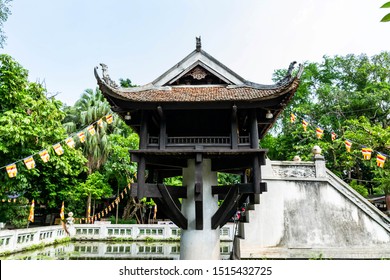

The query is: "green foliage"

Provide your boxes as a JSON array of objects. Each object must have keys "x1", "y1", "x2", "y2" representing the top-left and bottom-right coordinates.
[
  {"x1": 381, "y1": 2, "x2": 390, "y2": 22},
  {"x1": 108, "y1": 215, "x2": 137, "y2": 224},
  {"x1": 163, "y1": 176, "x2": 182, "y2": 186},
  {"x1": 264, "y1": 52, "x2": 390, "y2": 197},
  {"x1": 0, "y1": 0, "x2": 11, "y2": 48},
  {"x1": 218, "y1": 173, "x2": 240, "y2": 185},
  {"x1": 119, "y1": 78, "x2": 137, "y2": 88},
  {"x1": 0, "y1": 197, "x2": 29, "y2": 228},
  {"x1": 350, "y1": 180, "x2": 369, "y2": 197},
  {"x1": 0, "y1": 54, "x2": 88, "y2": 215}
]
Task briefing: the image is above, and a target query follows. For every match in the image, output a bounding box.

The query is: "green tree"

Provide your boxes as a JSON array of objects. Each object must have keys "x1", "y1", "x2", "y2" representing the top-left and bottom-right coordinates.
[
  {"x1": 262, "y1": 52, "x2": 390, "y2": 200},
  {"x1": 63, "y1": 88, "x2": 130, "y2": 218},
  {"x1": 0, "y1": 0, "x2": 11, "y2": 48},
  {"x1": 0, "y1": 54, "x2": 88, "y2": 223}
]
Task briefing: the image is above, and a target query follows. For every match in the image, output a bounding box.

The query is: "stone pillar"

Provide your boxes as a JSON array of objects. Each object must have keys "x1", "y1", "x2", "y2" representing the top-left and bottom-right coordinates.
[
  {"x1": 180, "y1": 159, "x2": 220, "y2": 260},
  {"x1": 312, "y1": 145, "x2": 326, "y2": 178}
]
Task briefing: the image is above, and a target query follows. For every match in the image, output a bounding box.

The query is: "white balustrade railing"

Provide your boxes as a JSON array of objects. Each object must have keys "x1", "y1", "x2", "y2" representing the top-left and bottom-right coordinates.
[{"x1": 0, "y1": 223, "x2": 234, "y2": 254}]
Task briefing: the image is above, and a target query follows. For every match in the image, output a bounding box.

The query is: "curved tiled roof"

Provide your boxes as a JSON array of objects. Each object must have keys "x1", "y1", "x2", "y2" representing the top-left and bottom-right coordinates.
[{"x1": 94, "y1": 67, "x2": 302, "y2": 103}]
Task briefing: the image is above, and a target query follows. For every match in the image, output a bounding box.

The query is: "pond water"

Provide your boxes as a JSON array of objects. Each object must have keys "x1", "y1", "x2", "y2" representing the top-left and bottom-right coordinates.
[{"x1": 1, "y1": 241, "x2": 233, "y2": 260}]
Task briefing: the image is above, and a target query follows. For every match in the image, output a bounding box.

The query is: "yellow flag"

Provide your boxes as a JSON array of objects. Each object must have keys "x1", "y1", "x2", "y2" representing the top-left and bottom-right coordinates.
[
  {"x1": 377, "y1": 153, "x2": 387, "y2": 168},
  {"x1": 345, "y1": 140, "x2": 352, "y2": 152},
  {"x1": 87, "y1": 125, "x2": 96, "y2": 136},
  {"x1": 65, "y1": 137, "x2": 75, "y2": 148},
  {"x1": 97, "y1": 118, "x2": 103, "y2": 128},
  {"x1": 153, "y1": 204, "x2": 157, "y2": 220},
  {"x1": 106, "y1": 114, "x2": 113, "y2": 124},
  {"x1": 361, "y1": 147, "x2": 373, "y2": 160},
  {"x1": 23, "y1": 156, "x2": 36, "y2": 170},
  {"x1": 6, "y1": 164, "x2": 17, "y2": 178},
  {"x1": 60, "y1": 201, "x2": 65, "y2": 220},
  {"x1": 53, "y1": 143, "x2": 64, "y2": 156},
  {"x1": 39, "y1": 149, "x2": 50, "y2": 162},
  {"x1": 28, "y1": 199, "x2": 35, "y2": 223},
  {"x1": 77, "y1": 131, "x2": 86, "y2": 143}
]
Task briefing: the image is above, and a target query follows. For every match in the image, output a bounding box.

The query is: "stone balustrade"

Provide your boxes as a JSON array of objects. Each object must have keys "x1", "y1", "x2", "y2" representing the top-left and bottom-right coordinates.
[{"x1": 0, "y1": 223, "x2": 234, "y2": 254}]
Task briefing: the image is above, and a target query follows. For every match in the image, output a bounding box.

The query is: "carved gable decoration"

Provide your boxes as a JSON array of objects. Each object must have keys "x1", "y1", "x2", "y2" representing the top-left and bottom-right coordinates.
[{"x1": 173, "y1": 65, "x2": 228, "y2": 85}]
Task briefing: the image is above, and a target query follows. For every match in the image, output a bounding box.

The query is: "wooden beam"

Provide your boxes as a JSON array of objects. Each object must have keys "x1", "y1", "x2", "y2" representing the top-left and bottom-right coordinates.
[
  {"x1": 211, "y1": 185, "x2": 240, "y2": 229},
  {"x1": 157, "y1": 183, "x2": 188, "y2": 229},
  {"x1": 130, "y1": 183, "x2": 187, "y2": 199}
]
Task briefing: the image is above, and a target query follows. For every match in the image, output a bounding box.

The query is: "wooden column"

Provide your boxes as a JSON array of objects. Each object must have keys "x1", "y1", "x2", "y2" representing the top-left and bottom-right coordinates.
[
  {"x1": 139, "y1": 111, "x2": 149, "y2": 149},
  {"x1": 157, "y1": 106, "x2": 166, "y2": 150},
  {"x1": 137, "y1": 111, "x2": 149, "y2": 198},
  {"x1": 231, "y1": 105, "x2": 238, "y2": 149},
  {"x1": 194, "y1": 153, "x2": 203, "y2": 230},
  {"x1": 250, "y1": 109, "x2": 259, "y2": 149}
]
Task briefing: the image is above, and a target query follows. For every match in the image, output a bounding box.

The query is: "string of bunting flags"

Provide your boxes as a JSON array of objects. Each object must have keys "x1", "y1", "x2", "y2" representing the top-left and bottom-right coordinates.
[
  {"x1": 290, "y1": 112, "x2": 388, "y2": 168},
  {"x1": 0, "y1": 113, "x2": 114, "y2": 178},
  {"x1": 71, "y1": 183, "x2": 132, "y2": 224}
]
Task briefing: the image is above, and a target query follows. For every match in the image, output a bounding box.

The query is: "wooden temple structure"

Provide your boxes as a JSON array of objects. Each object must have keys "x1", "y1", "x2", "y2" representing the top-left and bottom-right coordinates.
[{"x1": 95, "y1": 38, "x2": 303, "y2": 259}]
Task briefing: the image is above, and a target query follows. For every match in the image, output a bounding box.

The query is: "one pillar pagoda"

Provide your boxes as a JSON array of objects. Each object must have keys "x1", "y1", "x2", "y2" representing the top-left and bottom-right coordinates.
[{"x1": 95, "y1": 38, "x2": 303, "y2": 259}]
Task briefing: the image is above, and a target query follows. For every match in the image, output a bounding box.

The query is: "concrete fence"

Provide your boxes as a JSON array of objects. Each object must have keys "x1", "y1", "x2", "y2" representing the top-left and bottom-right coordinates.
[{"x1": 0, "y1": 223, "x2": 235, "y2": 254}]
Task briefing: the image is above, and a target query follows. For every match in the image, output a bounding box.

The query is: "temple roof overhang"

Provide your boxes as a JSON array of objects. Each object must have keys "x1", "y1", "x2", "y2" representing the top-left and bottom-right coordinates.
[{"x1": 94, "y1": 42, "x2": 303, "y2": 108}]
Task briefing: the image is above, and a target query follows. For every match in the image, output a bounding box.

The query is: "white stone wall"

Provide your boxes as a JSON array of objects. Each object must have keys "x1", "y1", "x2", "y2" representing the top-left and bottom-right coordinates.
[{"x1": 238, "y1": 159, "x2": 390, "y2": 259}]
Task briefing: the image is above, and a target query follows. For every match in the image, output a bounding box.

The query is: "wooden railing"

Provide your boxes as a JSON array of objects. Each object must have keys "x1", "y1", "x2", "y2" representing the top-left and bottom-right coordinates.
[{"x1": 147, "y1": 135, "x2": 251, "y2": 147}]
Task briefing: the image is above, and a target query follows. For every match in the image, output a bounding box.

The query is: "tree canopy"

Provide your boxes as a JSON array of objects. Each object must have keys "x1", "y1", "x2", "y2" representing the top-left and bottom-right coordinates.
[
  {"x1": 262, "y1": 52, "x2": 390, "y2": 198},
  {"x1": 0, "y1": 0, "x2": 11, "y2": 48}
]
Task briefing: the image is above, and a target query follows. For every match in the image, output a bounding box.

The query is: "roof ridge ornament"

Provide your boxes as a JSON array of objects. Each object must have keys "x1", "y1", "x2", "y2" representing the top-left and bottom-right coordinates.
[
  {"x1": 100, "y1": 63, "x2": 119, "y2": 88},
  {"x1": 196, "y1": 36, "x2": 201, "y2": 52}
]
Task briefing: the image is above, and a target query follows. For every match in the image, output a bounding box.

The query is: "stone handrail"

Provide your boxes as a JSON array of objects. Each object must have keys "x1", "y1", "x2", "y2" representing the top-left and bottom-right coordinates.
[{"x1": 0, "y1": 223, "x2": 234, "y2": 254}]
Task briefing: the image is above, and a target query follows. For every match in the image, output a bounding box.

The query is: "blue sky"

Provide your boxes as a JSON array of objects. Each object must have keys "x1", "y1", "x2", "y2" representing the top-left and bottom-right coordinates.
[{"x1": 2, "y1": 0, "x2": 390, "y2": 105}]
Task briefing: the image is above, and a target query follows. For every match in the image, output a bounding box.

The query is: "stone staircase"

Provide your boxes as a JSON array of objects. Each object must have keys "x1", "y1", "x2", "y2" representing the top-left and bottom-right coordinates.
[{"x1": 234, "y1": 157, "x2": 390, "y2": 259}]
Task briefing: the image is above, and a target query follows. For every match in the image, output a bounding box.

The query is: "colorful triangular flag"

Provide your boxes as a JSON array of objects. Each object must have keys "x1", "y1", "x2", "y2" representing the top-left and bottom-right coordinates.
[
  {"x1": 302, "y1": 119, "x2": 309, "y2": 131},
  {"x1": 331, "y1": 132, "x2": 337, "y2": 141},
  {"x1": 106, "y1": 114, "x2": 113, "y2": 124},
  {"x1": 361, "y1": 147, "x2": 373, "y2": 160},
  {"x1": 87, "y1": 125, "x2": 96, "y2": 136},
  {"x1": 77, "y1": 131, "x2": 86, "y2": 143},
  {"x1": 65, "y1": 137, "x2": 75, "y2": 148},
  {"x1": 377, "y1": 153, "x2": 387, "y2": 168},
  {"x1": 97, "y1": 118, "x2": 103, "y2": 128},
  {"x1": 60, "y1": 201, "x2": 65, "y2": 220},
  {"x1": 28, "y1": 199, "x2": 35, "y2": 223},
  {"x1": 53, "y1": 143, "x2": 64, "y2": 156},
  {"x1": 6, "y1": 163, "x2": 17, "y2": 178},
  {"x1": 23, "y1": 156, "x2": 36, "y2": 170},
  {"x1": 290, "y1": 113, "x2": 296, "y2": 123},
  {"x1": 39, "y1": 149, "x2": 50, "y2": 162},
  {"x1": 316, "y1": 127, "x2": 324, "y2": 139},
  {"x1": 345, "y1": 140, "x2": 352, "y2": 152}
]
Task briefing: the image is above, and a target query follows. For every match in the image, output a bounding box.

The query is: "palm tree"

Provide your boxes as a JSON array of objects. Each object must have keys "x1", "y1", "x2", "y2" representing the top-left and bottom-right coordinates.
[{"x1": 63, "y1": 88, "x2": 128, "y2": 218}]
